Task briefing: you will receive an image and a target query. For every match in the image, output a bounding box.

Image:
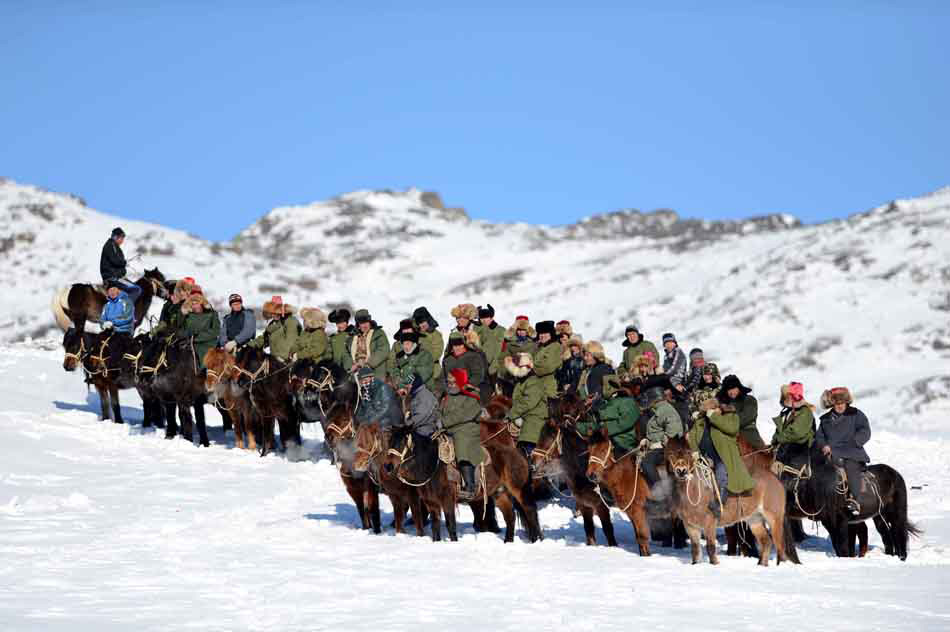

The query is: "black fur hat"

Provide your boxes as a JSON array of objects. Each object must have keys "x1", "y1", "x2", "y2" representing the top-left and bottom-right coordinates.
[
  {"x1": 328, "y1": 308, "x2": 351, "y2": 324},
  {"x1": 536, "y1": 320, "x2": 556, "y2": 337},
  {"x1": 412, "y1": 306, "x2": 439, "y2": 330},
  {"x1": 478, "y1": 304, "x2": 495, "y2": 319}
]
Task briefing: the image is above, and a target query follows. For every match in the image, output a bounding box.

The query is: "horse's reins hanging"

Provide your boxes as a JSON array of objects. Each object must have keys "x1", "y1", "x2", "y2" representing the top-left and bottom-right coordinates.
[{"x1": 589, "y1": 440, "x2": 641, "y2": 513}]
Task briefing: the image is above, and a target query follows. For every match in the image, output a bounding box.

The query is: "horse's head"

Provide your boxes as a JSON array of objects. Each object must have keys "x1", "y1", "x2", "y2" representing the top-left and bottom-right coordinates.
[
  {"x1": 289, "y1": 359, "x2": 316, "y2": 393},
  {"x1": 234, "y1": 346, "x2": 267, "y2": 388},
  {"x1": 531, "y1": 419, "x2": 564, "y2": 476},
  {"x1": 203, "y1": 347, "x2": 235, "y2": 394},
  {"x1": 62, "y1": 327, "x2": 85, "y2": 371},
  {"x1": 142, "y1": 268, "x2": 168, "y2": 299},
  {"x1": 553, "y1": 390, "x2": 587, "y2": 426},
  {"x1": 382, "y1": 425, "x2": 412, "y2": 475},
  {"x1": 665, "y1": 435, "x2": 694, "y2": 481},
  {"x1": 353, "y1": 422, "x2": 386, "y2": 472},
  {"x1": 585, "y1": 427, "x2": 613, "y2": 484}
]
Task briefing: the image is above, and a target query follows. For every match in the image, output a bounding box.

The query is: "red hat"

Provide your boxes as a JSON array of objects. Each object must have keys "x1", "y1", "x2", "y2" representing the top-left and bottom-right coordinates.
[
  {"x1": 557, "y1": 319, "x2": 570, "y2": 326},
  {"x1": 271, "y1": 295, "x2": 283, "y2": 305},
  {"x1": 183, "y1": 276, "x2": 196, "y2": 285},
  {"x1": 788, "y1": 382, "x2": 804, "y2": 402},
  {"x1": 190, "y1": 287, "x2": 203, "y2": 296},
  {"x1": 515, "y1": 315, "x2": 529, "y2": 321},
  {"x1": 449, "y1": 368, "x2": 481, "y2": 401}
]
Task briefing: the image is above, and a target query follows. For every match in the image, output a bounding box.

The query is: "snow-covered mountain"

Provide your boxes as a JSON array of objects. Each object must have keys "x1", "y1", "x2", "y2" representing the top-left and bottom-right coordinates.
[{"x1": 2, "y1": 177, "x2": 949, "y2": 431}]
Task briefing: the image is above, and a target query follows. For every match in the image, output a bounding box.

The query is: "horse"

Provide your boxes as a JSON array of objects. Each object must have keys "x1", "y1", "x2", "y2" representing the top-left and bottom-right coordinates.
[
  {"x1": 232, "y1": 346, "x2": 300, "y2": 455},
  {"x1": 584, "y1": 427, "x2": 654, "y2": 556},
  {"x1": 289, "y1": 358, "x2": 350, "y2": 459},
  {"x1": 784, "y1": 447, "x2": 920, "y2": 560},
  {"x1": 664, "y1": 435, "x2": 799, "y2": 566},
  {"x1": 204, "y1": 348, "x2": 260, "y2": 450},
  {"x1": 382, "y1": 425, "x2": 462, "y2": 541},
  {"x1": 52, "y1": 268, "x2": 168, "y2": 334},
  {"x1": 479, "y1": 418, "x2": 544, "y2": 542},
  {"x1": 531, "y1": 395, "x2": 619, "y2": 546},
  {"x1": 142, "y1": 336, "x2": 210, "y2": 446},
  {"x1": 352, "y1": 422, "x2": 426, "y2": 536}
]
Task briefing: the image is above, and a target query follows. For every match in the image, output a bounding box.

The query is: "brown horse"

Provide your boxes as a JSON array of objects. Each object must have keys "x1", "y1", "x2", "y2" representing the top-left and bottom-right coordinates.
[
  {"x1": 52, "y1": 268, "x2": 169, "y2": 334},
  {"x1": 664, "y1": 436, "x2": 798, "y2": 566},
  {"x1": 531, "y1": 396, "x2": 619, "y2": 546},
  {"x1": 204, "y1": 348, "x2": 260, "y2": 451},
  {"x1": 232, "y1": 346, "x2": 300, "y2": 454},
  {"x1": 353, "y1": 422, "x2": 426, "y2": 536},
  {"x1": 584, "y1": 428, "x2": 653, "y2": 555},
  {"x1": 480, "y1": 418, "x2": 544, "y2": 542}
]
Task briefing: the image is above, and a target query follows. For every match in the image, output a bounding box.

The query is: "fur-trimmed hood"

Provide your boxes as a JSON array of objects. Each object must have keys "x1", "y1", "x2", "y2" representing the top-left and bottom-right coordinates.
[
  {"x1": 622, "y1": 331, "x2": 644, "y2": 347},
  {"x1": 561, "y1": 334, "x2": 584, "y2": 360},
  {"x1": 504, "y1": 353, "x2": 533, "y2": 378},
  {"x1": 180, "y1": 290, "x2": 211, "y2": 314},
  {"x1": 299, "y1": 307, "x2": 327, "y2": 330},
  {"x1": 450, "y1": 303, "x2": 477, "y2": 320},
  {"x1": 263, "y1": 300, "x2": 296, "y2": 319},
  {"x1": 555, "y1": 320, "x2": 573, "y2": 337},
  {"x1": 583, "y1": 340, "x2": 608, "y2": 364},
  {"x1": 173, "y1": 278, "x2": 195, "y2": 302},
  {"x1": 820, "y1": 386, "x2": 853, "y2": 409},
  {"x1": 506, "y1": 316, "x2": 536, "y2": 339}
]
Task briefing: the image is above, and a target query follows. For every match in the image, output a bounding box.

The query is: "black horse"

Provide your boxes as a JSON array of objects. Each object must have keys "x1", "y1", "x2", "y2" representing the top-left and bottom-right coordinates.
[
  {"x1": 786, "y1": 448, "x2": 920, "y2": 560},
  {"x1": 142, "y1": 336, "x2": 210, "y2": 446},
  {"x1": 289, "y1": 358, "x2": 350, "y2": 460},
  {"x1": 53, "y1": 268, "x2": 168, "y2": 334},
  {"x1": 234, "y1": 346, "x2": 301, "y2": 455}
]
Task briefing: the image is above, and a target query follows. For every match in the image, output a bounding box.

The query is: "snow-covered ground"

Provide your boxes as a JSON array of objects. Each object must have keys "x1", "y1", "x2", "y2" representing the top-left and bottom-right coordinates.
[{"x1": 2, "y1": 343, "x2": 949, "y2": 631}]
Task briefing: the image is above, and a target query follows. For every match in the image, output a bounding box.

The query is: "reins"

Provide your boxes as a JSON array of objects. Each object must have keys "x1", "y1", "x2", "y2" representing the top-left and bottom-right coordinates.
[{"x1": 589, "y1": 439, "x2": 641, "y2": 512}]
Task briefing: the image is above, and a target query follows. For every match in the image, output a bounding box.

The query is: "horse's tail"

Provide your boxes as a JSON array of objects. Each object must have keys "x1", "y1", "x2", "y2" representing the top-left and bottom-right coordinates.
[
  {"x1": 51, "y1": 287, "x2": 72, "y2": 331},
  {"x1": 782, "y1": 514, "x2": 802, "y2": 564}
]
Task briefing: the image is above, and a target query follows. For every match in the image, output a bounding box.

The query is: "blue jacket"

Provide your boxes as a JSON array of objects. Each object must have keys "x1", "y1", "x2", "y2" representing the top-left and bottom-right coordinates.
[{"x1": 101, "y1": 291, "x2": 135, "y2": 333}]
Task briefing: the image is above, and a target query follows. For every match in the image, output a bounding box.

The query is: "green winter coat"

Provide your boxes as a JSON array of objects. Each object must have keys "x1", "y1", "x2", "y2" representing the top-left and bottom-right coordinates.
[
  {"x1": 442, "y1": 392, "x2": 483, "y2": 466},
  {"x1": 735, "y1": 395, "x2": 766, "y2": 449},
  {"x1": 249, "y1": 315, "x2": 301, "y2": 360},
  {"x1": 646, "y1": 400, "x2": 684, "y2": 447},
  {"x1": 688, "y1": 410, "x2": 756, "y2": 494},
  {"x1": 577, "y1": 395, "x2": 641, "y2": 454},
  {"x1": 508, "y1": 375, "x2": 547, "y2": 444},
  {"x1": 619, "y1": 338, "x2": 659, "y2": 377},
  {"x1": 772, "y1": 405, "x2": 816, "y2": 447},
  {"x1": 418, "y1": 329, "x2": 444, "y2": 388},
  {"x1": 349, "y1": 326, "x2": 390, "y2": 381},
  {"x1": 329, "y1": 327, "x2": 354, "y2": 371},
  {"x1": 496, "y1": 337, "x2": 538, "y2": 379},
  {"x1": 152, "y1": 300, "x2": 183, "y2": 337},
  {"x1": 294, "y1": 328, "x2": 331, "y2": 363},
  {"x1": 393, "y1": 345, "x2": 435, "y2": 392},
  {"x1": 180, "y1": 309, "x2": 220, "y2": 369},
  {"x1": 475, "y1": 322, "x2": 505, "y2": 376},
  {"x1": 533, "y1": 340, "x2": 563, "y2": 399}
]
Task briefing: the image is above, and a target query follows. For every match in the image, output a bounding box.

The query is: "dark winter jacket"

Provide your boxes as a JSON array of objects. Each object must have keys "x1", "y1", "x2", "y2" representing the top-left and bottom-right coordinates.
[
  {"x1": 662, "y1": 346, "x2": 688, "y2": 388},
  {"x1": 99, "y1": 238, "x2": 127, "y2": 282},
  {"x1": 580, "y1": 361, "x2": 615, "y2": 400},
  {"x1": 734, "y1": 394, "x2": 767, "y2": 449},
  {"x1": 219, "y1": 308, "x2": 257, "y2": 346},
  {"x1": 556, "y1": 353, "x2": 585, "y2": 393},
  {"x1": 685, "y1": 365, "x2": 704, "y2": 392},
  {"x1": 402, "y1": 385, "x2": 439, "y2": 437},
  {"x1": 816, "y1": 406, "x2": 871, "y2": 463},
  {"x1": 355, "y1": 379, "x2": 403, "y2": 428},
  {"x1": 180, "y1": 308, "x2": 221, "y2": 369}
]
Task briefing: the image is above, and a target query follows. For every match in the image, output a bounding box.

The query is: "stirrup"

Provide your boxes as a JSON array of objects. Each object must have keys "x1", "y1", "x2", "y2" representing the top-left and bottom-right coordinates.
[{"x1": 846, "y1": 497, "x2": 861, "y2": 515}]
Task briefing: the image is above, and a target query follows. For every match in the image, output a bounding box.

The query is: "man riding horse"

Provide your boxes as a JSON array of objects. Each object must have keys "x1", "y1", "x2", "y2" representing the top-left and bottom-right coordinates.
[{"x1": 99, "y1": 227, "x2": 141, "y2": 302}]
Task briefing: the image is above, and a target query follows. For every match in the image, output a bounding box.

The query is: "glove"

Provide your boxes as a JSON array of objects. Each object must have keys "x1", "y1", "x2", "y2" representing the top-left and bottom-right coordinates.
[
  {"x1": 770, "y1": 460, "x2": 785, "y2": 476},
  {"x1": 291, "y1": 353, "x2": 299, "y2": 362},
  {"x1": 513, "y1": 417, "x2": 524, "y2": 428},
  {"x1": 638, "y1": 438, "x2": 649, "y2": 450},
  {"x1": 101, "y1": 321, "x2": 113, "y2": 330},
  {"x1": 224, "y1": 340, "x2": 237, "y2": 353}
]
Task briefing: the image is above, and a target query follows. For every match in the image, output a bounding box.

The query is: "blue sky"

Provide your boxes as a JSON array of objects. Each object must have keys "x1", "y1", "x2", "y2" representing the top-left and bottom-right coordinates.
[{"x1": 1, "y1": 2, "x2": 948, "y2": 241}]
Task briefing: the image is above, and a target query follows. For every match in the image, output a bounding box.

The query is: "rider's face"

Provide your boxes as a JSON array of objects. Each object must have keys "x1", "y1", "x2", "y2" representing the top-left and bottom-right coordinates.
[{"x1": 833, "y1": 402, "x2": 848, "y2": 414}]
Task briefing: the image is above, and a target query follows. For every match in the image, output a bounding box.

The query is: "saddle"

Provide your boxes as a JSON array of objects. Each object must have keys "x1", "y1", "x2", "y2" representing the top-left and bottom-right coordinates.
[{"x1": 835, "y1": 465, "x2": 871, "y2": 496}]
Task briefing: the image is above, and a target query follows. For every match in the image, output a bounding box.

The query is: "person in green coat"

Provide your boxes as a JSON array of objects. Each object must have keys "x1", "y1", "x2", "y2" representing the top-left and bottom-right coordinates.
[
  {"x1": 412, "y1": 306, "x2": 444, "y2": 396},
  {"x1": 771, "y1": 381, "x2": 816, "y2": 471},
  {"x1": 718, "y1": 374, "x2": 767, "y2": 449},
  {"x1": 442, "y1": 367, "x2": 483, "y2": 499},
  {"x1": 618, "y1": 324, "x2": 659, "y2": 382},
  {"x1": 474, "y1": 304, "x2": 505, "y2": 382},
  {"x1": 533, "y1": 320, "x2": 564, "y2": 400},
  {"x1": 689, "y1": 363, "x2": 720, "y2": 418},
  {"x1": 152, "y1": 277, "x2": 193, "y2": 337},
  {"x1": 248, "y1": 296, "x2": 301, "y2": 361},
  {"x1": 505, "y1": 352, "x2": 548, "y2": 456},
  {"x1": 688, "y1": 395, "x2": 756, "y2": 515},
  {"x1": 495, "y1": 315, "x2": 537, "y2": 383},
  {"x1": 178, "y1": 290, "x2": 220, "y2": 370},
  {"x1": 294, "y1": 307, "x2": 331, "y2": 363},
  {"x1": 640, "y1": 385, "x2": 684, "y2": 487},
  {"x1": 576, "y1": 374, "x2": 641, "y2": 455},
  {"x1": 393, "y1": 329, "x2": 435, "y2": 392},
  {"x1": 328, "y1": 309, "x2": 355, "y2": 372},
  {"x1": 388, "y1": 318, "x2": 417, "y2": 380},
  {"x1": 349, "y1": 309, "x2": 390, "y2": 381}
]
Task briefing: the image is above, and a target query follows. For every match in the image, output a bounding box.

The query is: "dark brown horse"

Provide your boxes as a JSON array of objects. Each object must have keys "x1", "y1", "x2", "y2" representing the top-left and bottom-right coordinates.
[
  {"x1": 139, "y1": 336, "x2": 210, "y2": 446},
  {"x1": 62, "y1": 328, "x2": 127, "y2": 423},
  {"x1": 479, "y1": 418, "x2": 544, "y2": 542},
  {"x1": 352, "y1": 422, "x2": 426, "y2": 536},
  {"x1": 531, "y1": 395, "x2": 619, "y2": 546},
  {"x1": 584, "y1": 427, "x2": 653, "y2": 555},
  {"x1": 53, "y1": 268, "x2": 169, "y2": 334},
  {"x1": 324, "y1": 398, "x2": 381, "y2": 533},
  {"x1": 232, "y1": 346, "x2": 300, "y2": 454},
  {"x1": 204, "y1": 348, "x2": 260, "y2": 451},
  {"x1": 664, "y1": 435, "x2": 798, "y2": 566}
]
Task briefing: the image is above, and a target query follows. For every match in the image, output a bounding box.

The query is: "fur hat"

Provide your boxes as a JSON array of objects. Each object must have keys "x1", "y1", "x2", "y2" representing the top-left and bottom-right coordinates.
[
  {"x1": 328, "y1": 308, "x2": 351, "y2": 324},
  {"x1": 721, "y1": 374, "x2": 752, "y2": 395},
  {"x1": 536, "y1": 320, "x2": 557, "y2": 337},
  {"x1": 562, "y1": 334, "x2": 584, "y2": 360},
  {"x1": 412, "y1": 306, "x2": 439, "y2": 329},
  {"x1": 464, "y1": 328, "x2": 481, "y2": 349},
  {"x1": 624, "y1": 324, "x2": 640, "y2": 335},
  {"x1": 632, "y1": 352, "x2": 658, "y2": 376},
  {"x1": 173, "y1": 277, "x2": 195, "y2": 301},
  {"x1": 662, "y1": 332, "x2": 676, "y2": 345},
  {"x1": 504, "y1": 352, "x2": 534, "y2": 378},
  {"x1": 555, "y1": 320, "x2": 572, "y2": 337},
  {"x1": 821, "y1": 387, "x2": 853, "y2": 408},
  {"x1": 477, "y1": 304, "x2": 495, "y2": 319},
  {"x1": 353, "y1": 309, "x2": 372, "y2": 324},
  {"x1": 397, "y1": 331, "x2": 420, "y2": 344},
  {"x1": 181, "y1": 289, "x2": 211, "y2": 314},
  {"x1": 584, "y1": 340, "x2": 607, "y2": 363},
  {"x1": 394, "y1": 318, "x2": 419, "y2": 342},
  {"x1": 702, "y1": 362, "x2": 720, "y2": 380},
  {"x1": 263, "y1": 296, "x2": 295, "y2": 319},
  {"x1": 450, "y1": 303, "x2": 477, "y2": 320},
  {"x1": 448, "y1": 331, "x2": 466, "y2": 346},
  {"x1": 506, "y1": 315, "x2": 535, "y2": 338},
  {"x1": 780, "y1": 382, "x2": 813, "y2": 409},
  {"x1": 299, "y1": 307, "x2": 327, "y2": 330}
]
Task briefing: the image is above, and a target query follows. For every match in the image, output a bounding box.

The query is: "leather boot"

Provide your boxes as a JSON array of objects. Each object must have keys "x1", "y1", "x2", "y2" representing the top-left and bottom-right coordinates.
[{"x1": 459, "y1": 463, "x2": 477, "y2": 500}]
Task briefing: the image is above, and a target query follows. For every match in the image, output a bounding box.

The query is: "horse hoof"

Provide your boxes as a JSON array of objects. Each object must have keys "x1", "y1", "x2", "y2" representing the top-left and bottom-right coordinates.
[{"x1": 113, "y1": 419, "x2": 124, "y2": 424}]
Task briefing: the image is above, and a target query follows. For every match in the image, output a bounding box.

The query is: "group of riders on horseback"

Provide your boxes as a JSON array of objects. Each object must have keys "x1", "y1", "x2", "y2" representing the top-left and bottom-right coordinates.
[{"x1": 61, "y1": 227, "x2": 914, "y2": 561}]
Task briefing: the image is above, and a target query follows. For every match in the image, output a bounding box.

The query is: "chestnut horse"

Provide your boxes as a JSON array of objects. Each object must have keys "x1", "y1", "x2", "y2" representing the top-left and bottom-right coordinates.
[
  {"x1": 584, "y1": 427, "x2": 653, "y2": 555},
  {"x1": 664, "y1": 436, "x2": 799, "y2": 566},
  {"x1": 480, "y1": 418, "x2": 544, "y2": 542},
  {"x1": 233, "y1": 346, "x2": 301, "y2": 454},
  {"x1": 353, "y1": 422, "x2": 426, "y2": 536},
  {"x1": 204, "y1": 348, "x2": 260, "y2": 450}
]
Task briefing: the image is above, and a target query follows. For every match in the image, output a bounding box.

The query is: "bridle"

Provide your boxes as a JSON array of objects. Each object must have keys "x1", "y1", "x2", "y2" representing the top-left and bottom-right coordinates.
[
  {"x1": 63, "y1": 336, "x2": 87, "y2": 367},
  {"x1": 386, "y1": 431, "x2": 438, "y2": 488},
  {"x1": 530, "y1": 426, "x2": 562, "y2": 466}
]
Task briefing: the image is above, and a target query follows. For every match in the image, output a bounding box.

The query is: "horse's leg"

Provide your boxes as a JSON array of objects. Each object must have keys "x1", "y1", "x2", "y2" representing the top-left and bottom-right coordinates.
[
  {"x1": 94, "y1": 383, "x2": 109, "y2": 420},
  {"x1": 194, "y1": 399, "x2": 209, "y2": 447},
  {"x1": 725, "y1": 524, "x2": 738, "y2": 556},
  {"x1": 179, "y1": 404, "x2": 194, "y2": 443},
  {"x1": 828, "y1": 518, "x2": 851, "y2": 557},
  {"x1": 481, "y1": 496, "x2": 500, "y2": 533},
  {"x1": 494, "y1": 493, "x2": 517, "y2": 543},
  {"x1": 392, "y1": 496, "x2": 406, "y2": 534},
  {"x1": 444, "y1": 499, "x2": 458, "y2": 542},
  {"x1": 703, "y1": 518, "x2": 719, "y2": 565},
  {"x1": 107, "y1": 384, "x2": 122, "y2": 424},
  {"x1": 141, "y1": 397, "x2": 153, "y2": 428},
  {"x1": 747, "y1": 519, "x2": 772, "y2": 567},
  {"x1": 428, "y1": 504, "x2": 442, "y2": 542},
  {"x1": 673, "y1": 517, "x2": 688, "y2": 549},
  {"x1": 365, "y1": 486, "x2": 381, "y2": 534},
  {"x1": 596, "y1": 501, "x2": 619, "y2": 547},
  {"x1": 873, "y1": 515, "x2": 893, "y2": 555},
  {"x1": 581, "y1": 506, "x2": 597, "y2": 545},
  {"x1": 220, "y1": 408, "x2": 233, "y2": 433},
  {"x1": 164, "y1": 402, "x2": 178, "y2": 438},
  {"x1": 628, "y1": 506, "x2": 651, "y2": 557},
  {"x1": 790, "y1": 518, "x2": 808, "y2": 542},
  {"x1": 685, "y1": 523, "x2": 703, "y2": 564}
]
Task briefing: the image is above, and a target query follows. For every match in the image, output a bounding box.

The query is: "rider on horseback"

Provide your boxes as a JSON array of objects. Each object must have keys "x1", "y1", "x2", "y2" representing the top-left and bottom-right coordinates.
[
  {"x1": 576, "y1": 374, "x2": 641, "y2": 456},
  {"x1": 639, "y1": 385, "x2": 684, "y2": 488},
  {"x1": 817, "y1": 387, "x2": 871, "y2": 516},
  {"x1": 99, "y1": 227, "x2": 141, "y2": 301},
  {"x1": 771, "y1": 382, "x2": 816, "y2": 474},
  {"x1": 353, "y1": 366, "x2": 403, "y2": 429},
  {"x1": 219, "y1": 293, "x2": 256, "y2": 352},
  {"x1": 505, "y1": 352, "x2": 548, "y2": 458},
  {"x1": 100, "y1": 279, "x2": 136, "y2": 371},
  {"x1": 442, "y1": 368, "x2": 483, "y2": 499},
  {"x1": 719, "y1": 374, "x2": 767, "y2": 449},
  {"x1": 178, "y1": 288, "x2": 220, "y2": 369}
]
